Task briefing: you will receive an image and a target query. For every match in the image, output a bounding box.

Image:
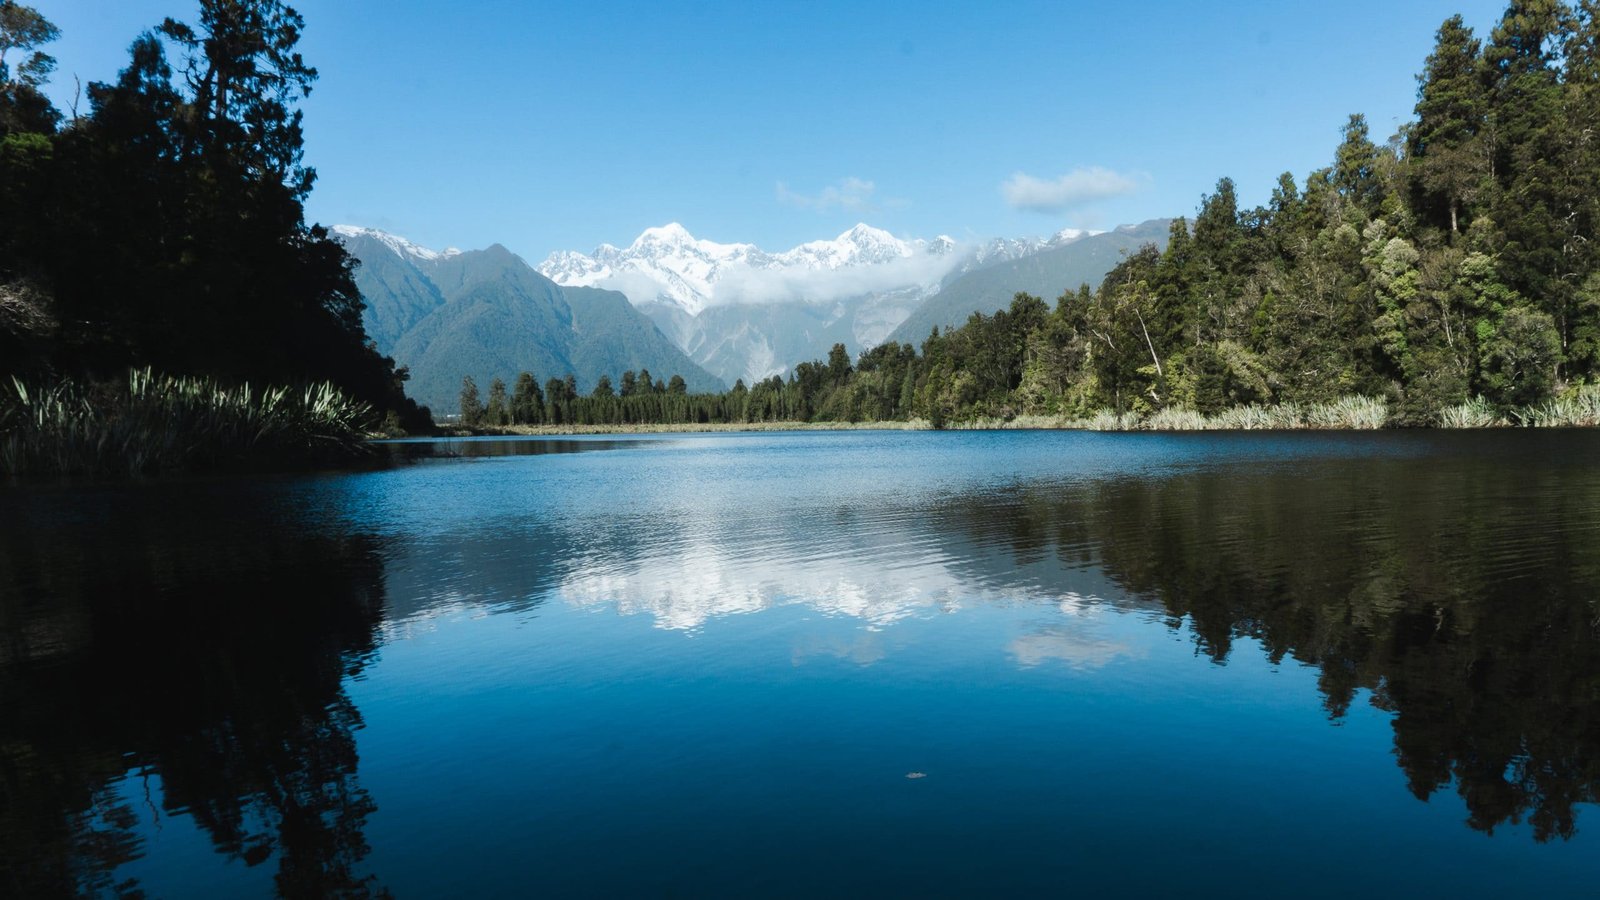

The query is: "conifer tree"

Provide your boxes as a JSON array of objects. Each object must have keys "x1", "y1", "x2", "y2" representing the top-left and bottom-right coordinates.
[
  {"x1": 485, "y1": 377, "x2": 508, "y2": 425},
  {"x1": 459, "y1": 376, "x2": 483, "y2": 426},
  {"x1": 1410, "y1": 15, "x2": 1487, "y2": 235}
]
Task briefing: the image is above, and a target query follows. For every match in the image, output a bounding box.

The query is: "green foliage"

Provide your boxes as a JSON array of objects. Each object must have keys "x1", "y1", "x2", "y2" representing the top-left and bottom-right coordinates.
[
  {"x1": 14, "y1": 0, "x2": 1596, "y2": 440},
  {"x1": 1478, "y1": 306, "x2": 1562, "y2": 405},
  {"x1": 1514, "y1": 382, "x2": 1600, "y2": 425},
  {"x1": 459, "y1": 376, "x2": 482, "y2": 427},
  {"x1": 0, "y1": 368, "x2": 372, "y2": 476},
  {"x1": 484, "y1": 376, "x2": 508, "y2": 426},
  {"x1": 0, "y1": 0, "x2": 432, "y2": 442},
  {"x1": 464, "y1": 0, "x2": 1598, "y2": 435},
  {"x1": 1438, "y1": 395, "x2": 1507, "y2": 427},
  {"x1": 511, "y1": 371, "x2": 544, "y2": 424}
]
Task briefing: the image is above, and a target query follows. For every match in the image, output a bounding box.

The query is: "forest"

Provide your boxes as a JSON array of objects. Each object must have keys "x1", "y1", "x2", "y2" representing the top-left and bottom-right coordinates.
[
  {"x1": 472, "y1": 1, "x2": 1600, "y2": 431},
  {"x1": 0, "y1": 1, "x2": 430, "y2": 474}
]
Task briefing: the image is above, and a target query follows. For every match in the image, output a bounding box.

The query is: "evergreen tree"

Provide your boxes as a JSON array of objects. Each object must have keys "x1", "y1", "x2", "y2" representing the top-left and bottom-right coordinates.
[
  {"x1": 511, "y1": 371, "x2": 543, "y2": 424},
  {"x1": 1410, "y1": 15, "x2": 1487, "y2": 235},
  {"x1": 459, "y1": 376, "x2": 483, "y2": 427},
  {"x1": 0, "y1": 1, "x2": 59, "y2": 133},
  {"x1": 484, "y1": 376, "x2": 508, "y2": 425},
  {"x1": 0, "y1": 0, "x2": 430, "y2": 430},
  {"x1": 1333, "y1": 114, "x2": 1384, "y2": 216}
]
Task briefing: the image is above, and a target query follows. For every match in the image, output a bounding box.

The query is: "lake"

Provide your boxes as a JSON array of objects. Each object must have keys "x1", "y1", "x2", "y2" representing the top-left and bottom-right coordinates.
[{"x1": 3, "y1": 429, "x2": 1598, "y2": 896}]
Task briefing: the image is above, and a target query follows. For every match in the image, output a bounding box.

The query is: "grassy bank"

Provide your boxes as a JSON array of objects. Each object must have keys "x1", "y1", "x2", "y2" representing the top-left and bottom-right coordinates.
[
  {"x1": 949, "y1": 387, "x2": 1600, "y2": 432},
  {"x1": 1, "y1": 369, "x2": 376, "y2": 477},
  {"x1": 437, "y1": 387, "x2": 1600, "y2": 437}
]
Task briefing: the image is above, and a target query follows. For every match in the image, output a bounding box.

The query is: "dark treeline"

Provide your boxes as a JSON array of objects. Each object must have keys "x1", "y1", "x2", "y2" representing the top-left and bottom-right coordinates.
[
  {"x1": 498, "y1": 1, "x2": 1600, "y2": 429},
  {"x1": 456, "y1": 347, "x2": 887, "y2": 427},
  {"x1": 0, "y1": 1, "x2": 430, "y2": 433}
]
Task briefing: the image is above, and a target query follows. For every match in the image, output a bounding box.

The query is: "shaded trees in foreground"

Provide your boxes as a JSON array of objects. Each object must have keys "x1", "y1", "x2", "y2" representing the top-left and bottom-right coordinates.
[{"x1": 0, "y1": 1, "x2": 430, "y2": 435}]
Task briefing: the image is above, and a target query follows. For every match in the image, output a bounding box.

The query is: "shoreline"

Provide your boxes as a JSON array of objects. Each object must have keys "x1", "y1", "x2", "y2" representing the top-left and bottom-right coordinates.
[
  {"x1": 429, "y1": 420, "x2": 935, "y2": 437},
  {"x1": 422, "y1": 390, "x2": 1600, "y2": 438}
]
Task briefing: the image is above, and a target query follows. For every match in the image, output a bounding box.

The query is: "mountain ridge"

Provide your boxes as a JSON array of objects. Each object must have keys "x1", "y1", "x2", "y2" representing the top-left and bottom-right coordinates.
[
  {"x1": 885, "y1": 219, "x2": 1175, "y2": 346},
  {"x1": 335, "y1": 226, "x2": 722, "y2": 413},
  {"x1": 536, "y1": 222, "x2": 1119, "y2": 385}
]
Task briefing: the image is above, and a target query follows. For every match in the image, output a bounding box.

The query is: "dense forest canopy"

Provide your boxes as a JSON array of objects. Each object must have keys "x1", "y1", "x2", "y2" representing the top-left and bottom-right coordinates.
[
  {"x1": 475, "y1": 0, "x2": 1600, "y2": 430},
  {"x1": 0, "y1": 0, "x2": 429, "y2": 430}
]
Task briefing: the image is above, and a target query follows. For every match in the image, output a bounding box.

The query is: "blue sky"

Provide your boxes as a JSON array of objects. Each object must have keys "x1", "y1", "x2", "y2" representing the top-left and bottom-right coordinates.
[{"x1": 41, "y1": 0, "x2": 1508, "y2": 259}]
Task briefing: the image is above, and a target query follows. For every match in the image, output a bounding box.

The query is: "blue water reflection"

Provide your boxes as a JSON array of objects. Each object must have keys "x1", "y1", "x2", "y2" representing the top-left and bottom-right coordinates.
[{"x1": 4, "y1": 429, "x2": 1599, "y2": 895}]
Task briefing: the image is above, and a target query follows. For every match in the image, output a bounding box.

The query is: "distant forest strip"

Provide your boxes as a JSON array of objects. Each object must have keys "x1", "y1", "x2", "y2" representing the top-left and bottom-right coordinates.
[
  {"x1": 467, "y1": 1, "x2": 1600, "y2": 431},
  {"x1": 0, "y1": 0, "x2": 432, "y2": 476}
]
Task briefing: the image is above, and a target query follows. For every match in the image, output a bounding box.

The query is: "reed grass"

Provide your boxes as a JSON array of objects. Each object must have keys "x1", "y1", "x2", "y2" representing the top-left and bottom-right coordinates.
[
  {"x1": 1141, "y1": 407, "x2": 1211, "y2": 431},
  {"x1": 944, "y1": 414, "x2": 1071, "y2": 430},
  {"x1": 1437, "y1": 396, "x2": 1506, "y2": 428},
  {"x1": 0, "y1": 368, "x2": 373, "y2": 477},
  {"x1": 1305, "y1": 395, "x2": 1390, "y2": 429},
  {"x1": 1129, "y1": 395, "x2": 1390, "y2": 431},
  {"x1": 1083, "y1": 409, "x2": 1140, "y2": 431},
  {"x1": 1514, "y1": 384, "x2": 1600, "y2": 428}
]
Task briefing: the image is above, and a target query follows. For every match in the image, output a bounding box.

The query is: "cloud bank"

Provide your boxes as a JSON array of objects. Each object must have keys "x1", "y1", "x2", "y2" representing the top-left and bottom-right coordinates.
[
  {"x1": 706, "y1": 251, "x2": 962, "y2": 307},
  {"x1": 1001, "y1": 166, "x2": 1144, "y2": 213}
]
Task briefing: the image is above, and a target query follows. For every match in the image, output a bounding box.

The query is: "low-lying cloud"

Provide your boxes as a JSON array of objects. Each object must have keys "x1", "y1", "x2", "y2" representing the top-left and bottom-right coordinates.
[
  {"x1": 1002, "y1": 166, "x2": 1144, "y2": 213},
  {"x1": 707, "y1": 251, "x2": 962, "y2": 307},
  {"x1": 588, "y1": 244, "x2": 969, "y2": 309}
]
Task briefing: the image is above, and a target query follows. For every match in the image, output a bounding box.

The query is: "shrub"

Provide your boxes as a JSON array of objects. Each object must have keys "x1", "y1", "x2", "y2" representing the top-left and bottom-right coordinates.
[{"x1": 0, "y1": 369, "x2": 374, "y2": 477}]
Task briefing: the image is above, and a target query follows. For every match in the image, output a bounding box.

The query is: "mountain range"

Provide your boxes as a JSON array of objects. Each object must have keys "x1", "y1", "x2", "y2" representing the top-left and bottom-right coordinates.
[
  {"x1": 339, "y1": 218, "x2": 1172, "y2": 413},
  {"x1": 886, "y1": 219, "x2": 1173, "y2": 345},
  {"x1": 537, "y1": 222, "x2": 1167, "y2": 386},
  {"x1": 334, "y1": 226, "x2": 720, "y2": 414}
]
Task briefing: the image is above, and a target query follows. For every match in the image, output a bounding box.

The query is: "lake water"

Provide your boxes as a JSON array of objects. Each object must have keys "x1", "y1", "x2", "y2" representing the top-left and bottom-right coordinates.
[{"x1": 3, "y1": 430, "x2": 1599, "y2": 896}]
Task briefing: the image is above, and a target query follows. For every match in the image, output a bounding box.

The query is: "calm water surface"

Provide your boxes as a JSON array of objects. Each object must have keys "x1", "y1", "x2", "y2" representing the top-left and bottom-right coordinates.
[{"x1": 3, "y1": 430, "x2": 1599, "y2": 895}]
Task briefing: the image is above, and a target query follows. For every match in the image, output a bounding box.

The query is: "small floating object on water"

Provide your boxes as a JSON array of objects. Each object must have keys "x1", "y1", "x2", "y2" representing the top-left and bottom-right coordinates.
[{"x1": 905, "y1": 771, "x2": 927, "y2": 779}]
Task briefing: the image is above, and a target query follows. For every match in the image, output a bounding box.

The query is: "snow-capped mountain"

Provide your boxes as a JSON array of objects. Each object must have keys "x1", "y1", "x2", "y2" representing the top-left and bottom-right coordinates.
[
  {"x1": 885, "y1": 219, "x2": 1174, "y2": 347},
  {"x1": 332, "y1": 224, "x2": 463, "y2": 263},
  {"x1": 332, "y1": 225, "x2": 721, "y2": 413},
  {"x1": 538, "y1": 222, "x2": 956, "y2": 318},
  {"x1": 536, "y1": 222, "x2": 1095, "y2": 386}
]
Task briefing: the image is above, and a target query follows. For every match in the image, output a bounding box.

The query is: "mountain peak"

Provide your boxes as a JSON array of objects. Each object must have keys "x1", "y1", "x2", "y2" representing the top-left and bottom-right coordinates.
[
  {"x1": 840, "y1": 222, "x2": 895, "y2": 243},
  {"x1": 332, "y1": 224, "x2": 444, "y2": 262},
  {"x1": 1049, "y1": 227, "x2": 1098, "y2": 246},
  {"x1": 631, "y1": 222, "x2": 696, "y2": 249}
]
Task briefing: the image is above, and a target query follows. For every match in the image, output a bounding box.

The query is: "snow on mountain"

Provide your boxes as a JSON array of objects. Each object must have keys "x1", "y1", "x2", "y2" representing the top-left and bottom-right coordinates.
[
  {"x1": 535, "y1": 222, "x2": 1094, "y2": 386},
  {"x1": 537, "y1": 222, "x2": 954, "y2": 317},
  {"x1": 966, "y1": 227, "x2": 1100, "y2": 269},
  {"x1": 331, "y1": 224, "x2": 461, "y2": 262}
]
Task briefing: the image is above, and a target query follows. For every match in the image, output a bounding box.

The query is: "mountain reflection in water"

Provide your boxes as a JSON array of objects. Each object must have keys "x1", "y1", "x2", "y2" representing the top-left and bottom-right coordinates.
[{"x1": 3, "y1": 430, "x2": 1599, "y2": 895}]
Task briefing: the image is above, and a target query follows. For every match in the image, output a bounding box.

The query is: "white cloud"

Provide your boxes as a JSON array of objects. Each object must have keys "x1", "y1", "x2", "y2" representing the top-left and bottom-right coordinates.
[
  {"x1": 707, "y1": 252, "x2": 962, "y2": 307},
  {"x1": 1008, "y1": 625, "x2": 1139, "y2": 670},
  {"x1": 596, "y1": 269, "x2": 677, "y2": 305},
  {"x1": 776, "y1": 176, "x2": 878, "y2": 212},
  {"x1": 1001, "y1": 166, "x2": 1145, "y2": 213},
  {"x1": 587, "y1": 237, "x2": 970, "y2": 310}
]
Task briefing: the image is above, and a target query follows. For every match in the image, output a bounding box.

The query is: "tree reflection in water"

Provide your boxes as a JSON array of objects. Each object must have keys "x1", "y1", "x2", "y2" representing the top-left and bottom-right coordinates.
[
  {"x1": 4, "y1": 434, "x2": 1600, "y2": 900},
  {"x1": 940, "y1": 450, "x2": 1600, "y2": 841},
  {"x1": 0, "y1": 494, "x2": 391, "y2": 897}
]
